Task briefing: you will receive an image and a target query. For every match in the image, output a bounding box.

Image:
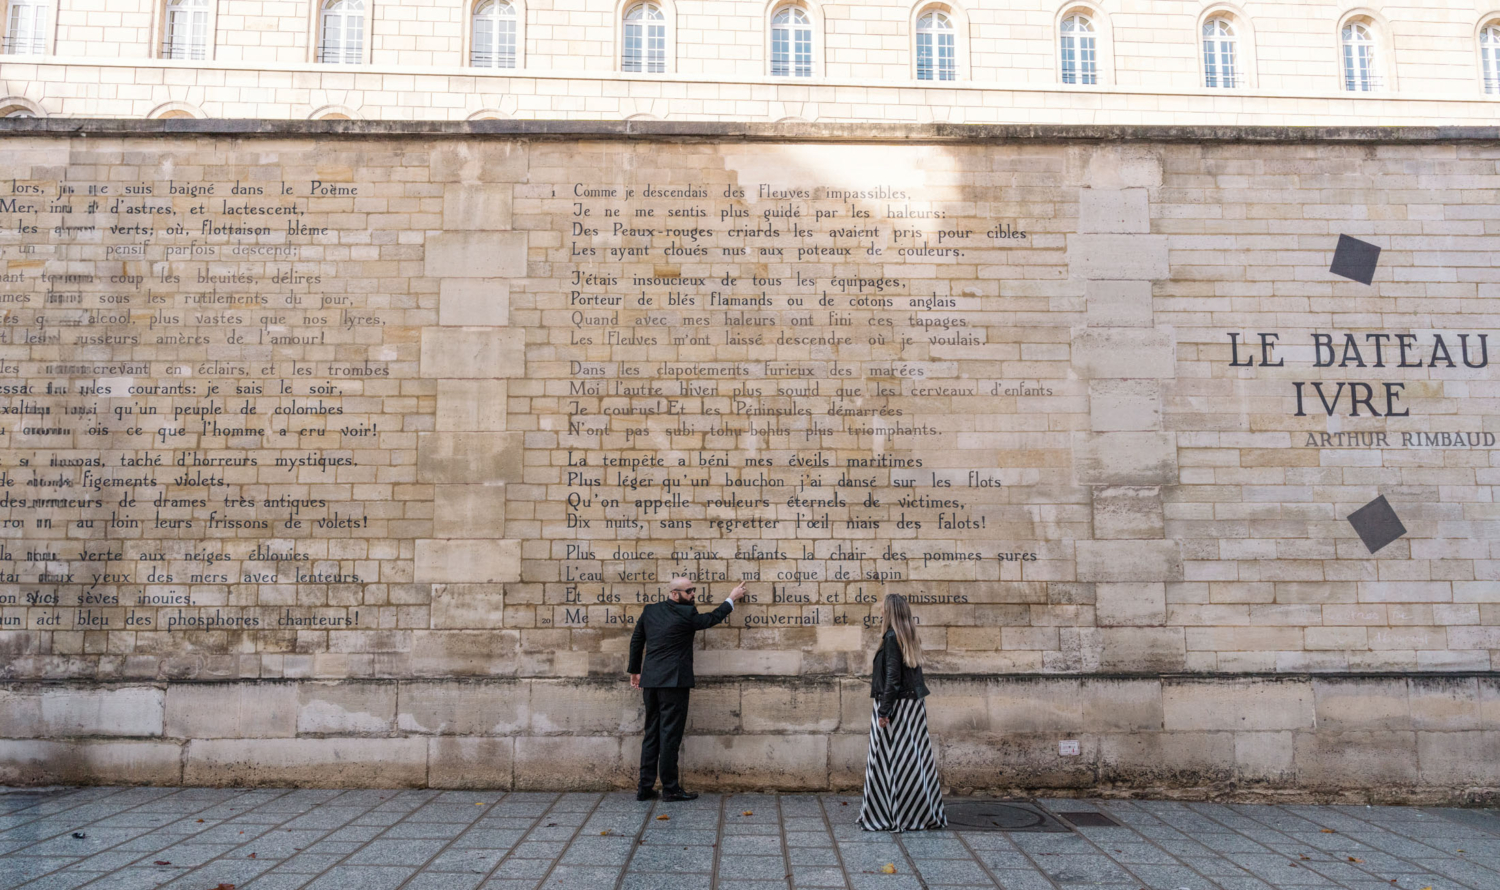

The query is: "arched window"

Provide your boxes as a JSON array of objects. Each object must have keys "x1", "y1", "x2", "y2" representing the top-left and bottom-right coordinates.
[
  {"x1": 916, "y1": 9, "x2": 955, "y2": 81},
  {"x1": 622, "y1": 3, "x2": 665, "y2": 73},
  {"x1": 472, "y1": 0, "x2": 517, "y2": 68},
  {"x1": 162, "y1": 0, "x2": 209, "y2": 60},
  {"x1": 1481, "y1": 22, "x2": 1500, "y2": 94},
  {"x1": 1059, "y1": 14, "x2": 1096, "y2": 85},
  {"x1": 4, "y1": 0, "x2": 47, "y2": 55},
  {"x1": 318, "y1": 0, "x2": 365, "y2": 64},
  {"x1": 771, "y1": 6, "x2": 813, "y2": 77},
  {"x1": 1202, "y1": 18, "x2": 1237, "y2": 88},
  {"x1": 1341, "y1": 19, "x2": 1378, "y2": 91}
]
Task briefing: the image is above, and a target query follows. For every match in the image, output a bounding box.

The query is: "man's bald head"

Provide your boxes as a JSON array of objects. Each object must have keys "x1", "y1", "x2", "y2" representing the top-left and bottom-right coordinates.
[{"x1": 668, "y1": 577, "x2": 696, "y2": 603}]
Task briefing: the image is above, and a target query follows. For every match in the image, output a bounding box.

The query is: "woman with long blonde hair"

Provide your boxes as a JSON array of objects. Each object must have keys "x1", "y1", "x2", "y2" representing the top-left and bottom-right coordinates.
[{"x1": 858, "y1": 593, "x2": 946, "y2": 831}]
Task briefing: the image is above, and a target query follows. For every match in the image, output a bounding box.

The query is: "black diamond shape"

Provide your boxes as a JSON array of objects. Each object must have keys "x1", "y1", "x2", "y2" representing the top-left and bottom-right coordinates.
[
  {"x1": 1330, "y1": 234, "x2": 1381, "y2": 285},
  {"x1": 1347, "y1": 495, "x2": 1406, "y2": 554}
]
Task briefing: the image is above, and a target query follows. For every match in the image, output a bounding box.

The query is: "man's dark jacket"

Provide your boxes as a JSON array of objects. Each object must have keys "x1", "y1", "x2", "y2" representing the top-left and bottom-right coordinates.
[{"x1": 628, "y1": 599, "x2": 733, "y2": 688}]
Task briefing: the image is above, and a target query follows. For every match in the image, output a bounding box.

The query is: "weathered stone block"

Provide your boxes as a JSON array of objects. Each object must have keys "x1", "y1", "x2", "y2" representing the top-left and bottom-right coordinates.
[
  {"x1": 1294, "y1": 731, "x2": 1419, "y2": 788},
  {"x1": 1163, "y1": 680, "x2": 1314, "y2": 732},
  {"x1": 1099, "y1": 732, "x2": 1234, "y2": 784},
  {"x1": 1092, "y1": 486, "x2": 1165, "y2": 540},
  {"x1": 1416, "y1": 730, "x2": 1500, "y2": 785},
  {"x1": 40, "y1": 687, "x2": 163, "y2": 738},
  {"x1": 165, "y1": 683, "x2": 297, "y2": 739},
  {"x1": 430, "y1": 142, "x2": 528, "y2": 183},
  {"x1": 0, "y1": 690, "x2": 41, "y2": 738},
  {"x1": 529, "y1": 680, "x2": 644, "y2": 734},
  {"x1": 424, "y1": 231, "x2": 527, "y2": 279},
  {"x1": 0, "y1": 739, "x2": 182, "y2": 785},
  {"x1": 1409, "y1": 677, "x2": 1480, "y2": 730},
  {"x1": 680, "y1": 734, "x2": 829, "y2": 789},
  {"x1": 444, "y1": 184, "x2": 513, "y2": 230},
  {"x1": 415, "y1": 539, "x2": 521, "y2": 583},
  {"x1": 1074, "y1": 432, "x2": 1178, "y2": 486},
  {"x1": 431, "y1": 583, "x2": 508, "y2": 629},
  {"x1": 1085, "y1": 279, "x2": 1154, "y2": 327},
  {"x1": 1076, "y1": 540, "x2": 1183, "y2": 583},
  {"x1": 1096, "y1": 582, "x2": 1166, "y2": 626},
  {"x1": 420, "y1": 327, "x2": 525, "y2": 379},
  {"x1": 296, "y1": 681, "x2": 397, "y2": 734},
  {"x1": 514, "y1": 736, "x2": 627, "y2": 790},
  {"x1": 1066, "y1": 234, "x2": 1169, "y2": 280},
  {"x1": 742, "y1": 682, "x2": 840, "y2": 733},
  {"x1": 1078, "y1": 188, "x2": 1149, "y2": 234},
  {"x1": 186, "y1": 738, "x2": 427, "y2": 787},
  {"x1": 429, "y1": 737, "x2": 514, "y2": 788},
  {"x1": 988, "y1": 679, "x2": 1082, "y2": 732},
  {"x1": 1081, "y1": 679, "x2": 1163, "y2": 732},
  {"x1": 1234, "y1": 731, "x2": 1296, "y2": 782},
  {"x1": 1089, "y1": 379, "x2": 1161, "y2": 431},
  {"x1": 433, "y1": 484, "x2": 508, "y2": 537},
  {"x1": 436, "y1": 379, "x2": 508, "y2": 431},
  {"x1": 440, "y1": 279, "x2": 510, "y2": 327},
  {"x1": 1100, "y1": 627, "x2": 1184, "y2": 671},
  {"x1": 1312, "y1": 678, "x2": 1410, "y2": 732},
  {"x1": 1072, "y1": 328, "x2": 1175, "y2": 379},
  {"x1": 417, "y1": 432, "x2": 524, "y2": 484},
  {"x1": 398, "y1": 680, "x2": 527, "y2": 735}
]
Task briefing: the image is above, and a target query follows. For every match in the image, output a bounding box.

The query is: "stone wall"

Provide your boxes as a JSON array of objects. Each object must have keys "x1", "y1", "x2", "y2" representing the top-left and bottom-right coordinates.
[{"x1": 0, "y1": 122, "x2": 1495, "y2": 799}]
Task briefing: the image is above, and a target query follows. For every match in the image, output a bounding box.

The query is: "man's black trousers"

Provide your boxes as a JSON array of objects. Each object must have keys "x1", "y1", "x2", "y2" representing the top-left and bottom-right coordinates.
[{"x1": 639, "y1": 687, "x2": 691, "y2": 793}]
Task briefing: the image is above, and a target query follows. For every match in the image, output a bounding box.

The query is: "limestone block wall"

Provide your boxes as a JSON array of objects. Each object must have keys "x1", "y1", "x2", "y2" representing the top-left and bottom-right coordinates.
[{"x1": 0, "y1": 121, "x2": 1494, "y2": 799}]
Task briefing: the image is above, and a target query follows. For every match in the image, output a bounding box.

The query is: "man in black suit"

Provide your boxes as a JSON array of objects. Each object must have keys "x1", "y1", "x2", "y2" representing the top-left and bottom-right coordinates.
[{"x1": 628, "y1": 577, "x2": 747, "y2": 801}]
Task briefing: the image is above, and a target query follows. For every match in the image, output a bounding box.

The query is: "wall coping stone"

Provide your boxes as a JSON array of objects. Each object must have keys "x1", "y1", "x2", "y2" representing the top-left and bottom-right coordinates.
[{"x1": 1, "y1": 119, "x2": 1498, "y2": 143}]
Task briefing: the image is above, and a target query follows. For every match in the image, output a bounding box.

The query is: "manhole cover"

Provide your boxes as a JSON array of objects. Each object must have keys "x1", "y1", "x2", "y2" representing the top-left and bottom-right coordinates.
[{"x1": 944, "y1": 800, "x2": 1071, "y2": 833}]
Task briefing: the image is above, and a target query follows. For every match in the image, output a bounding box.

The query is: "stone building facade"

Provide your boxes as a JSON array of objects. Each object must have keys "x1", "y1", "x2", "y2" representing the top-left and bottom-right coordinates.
[
  {"x1": 0, "y1": 121, "x2": 1494, "y2": 799},
  {"x1": 0, "y1": 0, "x2": 1498, "y2": 121}
]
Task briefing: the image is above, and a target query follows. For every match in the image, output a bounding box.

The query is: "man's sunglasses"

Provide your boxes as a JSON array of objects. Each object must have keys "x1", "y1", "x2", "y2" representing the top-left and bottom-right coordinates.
[{"x1": 677, "y1": 586, "x2": 696, "y2": 593}]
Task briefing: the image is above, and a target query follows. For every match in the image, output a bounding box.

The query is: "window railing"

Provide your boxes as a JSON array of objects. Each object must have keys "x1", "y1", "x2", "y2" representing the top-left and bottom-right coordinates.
[
  {"x1": 1484, "y1": 76, "x2": 1500, "y2": 95},
  {"x1": 317, "y1": 43, "x2": 363, "y2": 64},
  {"x1": 470, "y1": 49, "x2": 517, "y2": 68},
  {"x1": 2, "y1": 36, "x2": 46, "y2": 54},
  {"x1": 161, "y1": 41, "x2": 207, "y2": 61},
  {"x1": 1204, "y1": 74, "x2": 1246, "y2": 88},
  {"x1": 1343, "y1": 74, "x2": 1384, "y2": 92}
]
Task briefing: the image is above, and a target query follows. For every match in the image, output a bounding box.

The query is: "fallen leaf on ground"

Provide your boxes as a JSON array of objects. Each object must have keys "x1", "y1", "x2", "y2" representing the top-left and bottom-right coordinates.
[
  {"x1": 153, "y1": 861, "x2": 171, "y2": 866},
  {"x1": 656, "y1": 814, "x2": 670, "y2": 821},
  {"x1": 600, "y1": 831, "x2": 610, "y2": 836},
  {"x1": 742, "y1": 811, "x2": 753, "y2": 816},
  {"x1": 475, "y1": 802, "x2": 484, "y2": 806},
  {"x1": 880, "y1": 863, "x2": 897, "y2": 874},
  {"x1": 248, "y1": 853, "x2": 256, "y2": 859},
  {"x1": 196, "y1": 819, "x2": 205, "y2": 823},
  {"x1": 212, "y1": 885, "x2": 235, "y2": 890},
  {"x1": 1320, "y1": 828, "x2": 1336, "y2": 833},
  {"x1": 1299, "y1": 855, "x2": 1310, "y2": 860},
  {"x1": 1348, "y1": 857, "x2": 1363, "y2": 863}
]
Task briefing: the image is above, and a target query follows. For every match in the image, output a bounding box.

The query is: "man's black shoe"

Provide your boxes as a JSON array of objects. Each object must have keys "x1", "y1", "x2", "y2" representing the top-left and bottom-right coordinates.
[
  {"x1": 636, "y1": 789, "x2": 659, "y2": 801},
  {"x1": 661, "y1": 790, "x2": 698, "y2": 802}
]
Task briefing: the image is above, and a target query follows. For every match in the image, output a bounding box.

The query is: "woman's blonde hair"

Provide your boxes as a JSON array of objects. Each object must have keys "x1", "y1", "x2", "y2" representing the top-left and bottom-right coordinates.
[{"x1": 881, "y1": 593, "x2": 923, "y2": 669}]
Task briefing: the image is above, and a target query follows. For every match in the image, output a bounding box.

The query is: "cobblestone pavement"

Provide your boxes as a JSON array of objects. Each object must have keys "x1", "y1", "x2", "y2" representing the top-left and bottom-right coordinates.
[{"x1": 0, "y1": 787, "x2": 1498, "y2": 890}]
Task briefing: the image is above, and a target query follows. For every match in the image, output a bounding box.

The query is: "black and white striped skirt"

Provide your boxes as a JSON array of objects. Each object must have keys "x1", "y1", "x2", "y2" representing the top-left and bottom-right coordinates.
[{"x1": 858, "y1": 697, "x2": 946, "y2": 832}]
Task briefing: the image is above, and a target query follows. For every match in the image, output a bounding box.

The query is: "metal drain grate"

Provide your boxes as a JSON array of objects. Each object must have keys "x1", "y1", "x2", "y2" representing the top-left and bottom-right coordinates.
[
  {"x1": 1058, "y1": 811, "x2": 1121, "y2": 828},
  {"x1": 944, "y1": 800, "x2": 1072, "y2": 833}
]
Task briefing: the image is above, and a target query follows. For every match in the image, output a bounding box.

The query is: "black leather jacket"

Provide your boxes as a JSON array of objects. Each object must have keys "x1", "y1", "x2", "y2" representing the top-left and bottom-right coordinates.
[{"x1": 869, "y1": 629, "x2": 930, "y2": 719}]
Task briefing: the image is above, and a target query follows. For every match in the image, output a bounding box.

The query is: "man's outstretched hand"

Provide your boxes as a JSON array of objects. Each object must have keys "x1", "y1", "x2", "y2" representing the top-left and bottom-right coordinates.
[{"x1": 728, "y1": 583, "x2": 747, "y2": 602}]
